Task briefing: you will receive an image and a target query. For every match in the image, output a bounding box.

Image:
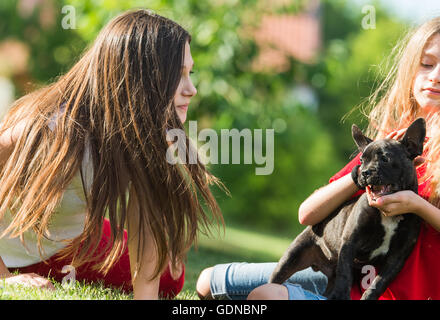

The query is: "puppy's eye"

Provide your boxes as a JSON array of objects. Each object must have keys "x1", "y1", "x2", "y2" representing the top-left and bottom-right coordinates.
[{"x1": 381, "y1": 155, "x2": 388, "y2": 163}]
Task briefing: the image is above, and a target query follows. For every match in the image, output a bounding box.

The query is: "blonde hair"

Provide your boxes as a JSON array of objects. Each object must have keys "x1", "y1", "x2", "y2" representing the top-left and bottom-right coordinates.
[
  {"x1": 0, "y1": 9, "x2": 224, "y2": 279},
  {"x1": 364, "y1": 17, "x2": 440, "y2": 204}
]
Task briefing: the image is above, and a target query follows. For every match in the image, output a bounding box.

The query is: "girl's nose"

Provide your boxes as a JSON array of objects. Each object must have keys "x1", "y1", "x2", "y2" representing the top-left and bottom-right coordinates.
[
  {"x1": 183, "y1": 78, "x2": 197, "y2": 97},
  {"x1": 429, "y1": 64, "x2": 440, "y2": 83}
]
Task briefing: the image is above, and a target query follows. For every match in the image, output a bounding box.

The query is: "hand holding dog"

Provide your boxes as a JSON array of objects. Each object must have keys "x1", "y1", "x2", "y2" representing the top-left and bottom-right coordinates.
[{"x1": 367, "y1": 189, "x2": 424, "y2": 217}]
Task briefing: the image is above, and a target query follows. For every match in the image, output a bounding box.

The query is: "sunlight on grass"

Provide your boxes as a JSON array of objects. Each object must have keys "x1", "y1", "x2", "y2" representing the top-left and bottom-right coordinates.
[{"x1": 0, "y1": 279, "x2": 132, "y2": 300}]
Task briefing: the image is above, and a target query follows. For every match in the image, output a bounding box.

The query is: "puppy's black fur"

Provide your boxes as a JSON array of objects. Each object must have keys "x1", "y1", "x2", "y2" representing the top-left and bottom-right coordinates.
[{"x1": 269, "y1": 118, "x2": 426, "y2": 300}]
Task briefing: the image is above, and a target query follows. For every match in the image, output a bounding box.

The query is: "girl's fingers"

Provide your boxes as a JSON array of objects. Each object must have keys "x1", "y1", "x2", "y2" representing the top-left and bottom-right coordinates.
[
  {"x1": 394, "y1": 129, "x2": 407, "y2": 140},
  {"x1": 386, "y1": 129, "x2": 407, "y2": 140},
  {"x1": 386, "y1": 129, "x2": 428, "y2": 143},
  {"x1": 366, "y1": 189, "x2": 393, "y2": 209},
  {"x1": 385, "y1": 131, "x2": 397, "y2": 139},
  {"x1": 34, "y1": 276, "x2": 55, "y2": 289}
]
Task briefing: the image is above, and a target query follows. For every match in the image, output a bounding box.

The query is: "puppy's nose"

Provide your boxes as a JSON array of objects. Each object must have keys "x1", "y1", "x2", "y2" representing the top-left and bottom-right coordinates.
[{"x1": 361, "y1": 169, "x2": 371, "y2": 178}]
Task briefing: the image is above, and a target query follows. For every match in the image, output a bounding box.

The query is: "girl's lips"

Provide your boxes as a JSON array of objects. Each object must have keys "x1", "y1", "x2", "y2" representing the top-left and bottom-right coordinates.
[
  {"x1": 177, "y1": 104, "x2": 188, "y2": 111},
  {"x1": 424, "y1": 87, "x2": 440, "y2": 95}
]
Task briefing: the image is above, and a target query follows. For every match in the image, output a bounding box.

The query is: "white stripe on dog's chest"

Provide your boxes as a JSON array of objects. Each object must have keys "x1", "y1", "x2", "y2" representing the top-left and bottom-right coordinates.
[{"x1": 369, "y1": 215, "x2": 403, "y2": 260}]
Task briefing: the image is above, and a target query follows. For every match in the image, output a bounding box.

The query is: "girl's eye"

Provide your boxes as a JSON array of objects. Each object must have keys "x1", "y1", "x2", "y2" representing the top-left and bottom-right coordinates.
[{"x1": 421, "y1": 62, "x2": 433, "y2": 68}]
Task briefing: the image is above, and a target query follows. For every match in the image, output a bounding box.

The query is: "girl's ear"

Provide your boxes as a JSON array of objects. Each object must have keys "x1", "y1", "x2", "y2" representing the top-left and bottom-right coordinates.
[
  {"x1": 399, "y1": 117, "x2": 426, "y2": 159},
  {"x1": 352, "y1": 124, "x2": 373, "y2": 153}
]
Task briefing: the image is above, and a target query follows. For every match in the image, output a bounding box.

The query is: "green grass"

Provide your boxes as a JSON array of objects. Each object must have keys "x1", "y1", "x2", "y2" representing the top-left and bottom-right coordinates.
[
  {"x1": 0, "y1": 279, "x2": 132, "y2": 300},
  {"x1": 0, "y1": 224, "x2": 294, "y2": 300}
]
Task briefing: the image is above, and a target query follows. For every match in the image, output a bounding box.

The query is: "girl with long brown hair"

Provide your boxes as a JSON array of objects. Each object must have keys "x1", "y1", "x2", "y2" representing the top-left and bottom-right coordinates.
[
  {"x1": 198, "y1": 16, "x2": 440, "y2": 300},
  {"x1": 0, "y1": 9, "x2": 223, "y2": 299}
]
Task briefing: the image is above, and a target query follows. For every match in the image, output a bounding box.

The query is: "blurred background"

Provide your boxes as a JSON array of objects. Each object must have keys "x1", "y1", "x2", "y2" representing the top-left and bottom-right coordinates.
[{"x1": 1, "y1": 0, "x2": 440, "y2": 245}]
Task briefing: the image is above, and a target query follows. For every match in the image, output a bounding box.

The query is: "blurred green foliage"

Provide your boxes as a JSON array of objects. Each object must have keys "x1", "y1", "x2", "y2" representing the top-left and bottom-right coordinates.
[{"x1": 0, "y1": 0, "x2": 407, "y2": 237}]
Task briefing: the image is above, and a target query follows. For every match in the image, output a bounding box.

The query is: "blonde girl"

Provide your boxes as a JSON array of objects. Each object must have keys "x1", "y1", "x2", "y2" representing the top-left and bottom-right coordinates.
[{"x1": 198, "y1": 16, "x2": 440, "y2": 300}]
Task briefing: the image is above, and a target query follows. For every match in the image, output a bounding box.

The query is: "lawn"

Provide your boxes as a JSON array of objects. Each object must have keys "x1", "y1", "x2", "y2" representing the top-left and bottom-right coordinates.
[{"x1": 0, "y1": 225, "x2": 294, "y2": 300}]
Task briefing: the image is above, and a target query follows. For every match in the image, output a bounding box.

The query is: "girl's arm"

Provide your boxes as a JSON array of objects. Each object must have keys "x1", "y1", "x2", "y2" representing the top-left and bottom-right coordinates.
[
  {"x1": 0, "y1": 120, "x2": 25, "y2": 274},
  {"x1": 415, "y1": 197, "x2": 440, "y2": 231},
  {"x1": 298, "y1": 173, "x2": 359, "y2": 226},
  {"x1": 0, "y1": 119, "x2": 27, "y2": 276},
  {"x1": 0, "y1": 118, "x2": 56, "y2": 290},
  {"x1": 126, "y1": 184, "x2": 161, "y2": 300}
]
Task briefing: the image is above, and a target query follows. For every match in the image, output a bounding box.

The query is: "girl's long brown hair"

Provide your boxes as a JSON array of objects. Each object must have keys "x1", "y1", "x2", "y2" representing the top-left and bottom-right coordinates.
[
  {"x1": 361, "y1": 17, "x2": 440, "y2": 205},
  {"x1": 0, "y1": 9, "x2": 223, "y2": 278}
]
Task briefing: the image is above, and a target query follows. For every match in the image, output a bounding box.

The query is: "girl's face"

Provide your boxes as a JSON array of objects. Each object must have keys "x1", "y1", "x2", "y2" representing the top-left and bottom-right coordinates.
[
  {"x1": 413, "y1": 33, "x2": 440, "y2": 116},
  {"x1": 173, "y1": 41, "x2": 197, "y2": 123}
]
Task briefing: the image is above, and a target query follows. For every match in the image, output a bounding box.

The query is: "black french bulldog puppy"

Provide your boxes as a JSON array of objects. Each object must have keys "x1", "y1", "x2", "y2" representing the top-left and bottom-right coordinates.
[{"x1": 269, "y1": 118, "x2": 426, "y2": 300}]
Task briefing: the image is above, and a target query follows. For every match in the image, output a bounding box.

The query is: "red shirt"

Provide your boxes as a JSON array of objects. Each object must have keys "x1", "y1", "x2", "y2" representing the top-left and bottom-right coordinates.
[{"x1": 329, "y1": 152, "x2": 440, "y2": 300}]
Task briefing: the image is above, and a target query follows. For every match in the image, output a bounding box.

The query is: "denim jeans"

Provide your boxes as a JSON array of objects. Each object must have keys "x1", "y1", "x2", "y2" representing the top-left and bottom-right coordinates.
[{"x1": 210, "y1": 262, "x2": 327, "y2": 300}]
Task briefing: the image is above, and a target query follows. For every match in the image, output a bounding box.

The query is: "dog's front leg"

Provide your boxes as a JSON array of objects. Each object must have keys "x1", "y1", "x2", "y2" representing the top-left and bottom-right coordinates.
[{"x1": 327, "y1": 243, "x2": 355, "y2": 300}]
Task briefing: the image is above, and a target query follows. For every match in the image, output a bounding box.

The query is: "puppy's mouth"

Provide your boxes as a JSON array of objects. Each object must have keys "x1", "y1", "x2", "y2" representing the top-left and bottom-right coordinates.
[{"x1": 366, "y1": 185, "x2": 393, "y2": 201}]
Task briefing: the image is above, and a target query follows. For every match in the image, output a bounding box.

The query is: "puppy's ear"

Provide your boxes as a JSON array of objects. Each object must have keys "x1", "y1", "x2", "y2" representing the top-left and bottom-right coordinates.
[
  {"x1": 352, "y1": 124, "x2": 373, "y2": 152},
  {"x1": 399, "y1": 117, "x2": 426, "y2": 159}
]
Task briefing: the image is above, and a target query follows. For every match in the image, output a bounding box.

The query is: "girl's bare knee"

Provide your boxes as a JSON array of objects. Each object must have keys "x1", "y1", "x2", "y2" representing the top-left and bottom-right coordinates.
[
  {"x1": 196, "y1": 267, "x2": 214, "y2": 299},
  {"x1": 247, "y1": 283, "x2": 288, "y2": 300}
]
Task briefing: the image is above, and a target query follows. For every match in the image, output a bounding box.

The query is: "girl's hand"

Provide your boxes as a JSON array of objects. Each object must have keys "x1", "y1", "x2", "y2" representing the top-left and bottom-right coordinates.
[
  {"x1": 386, "y1": 128, "x2": 429, "y2": 144},
  {"x1": 2, "y1": 273, "x2": 55, "y2": 290},
  {"x1": 386, "y1": 129, "x2": 407, "y2": 140},
  {"x1": 366, "y1": 189, "x2": 423, "y2": 217}
]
